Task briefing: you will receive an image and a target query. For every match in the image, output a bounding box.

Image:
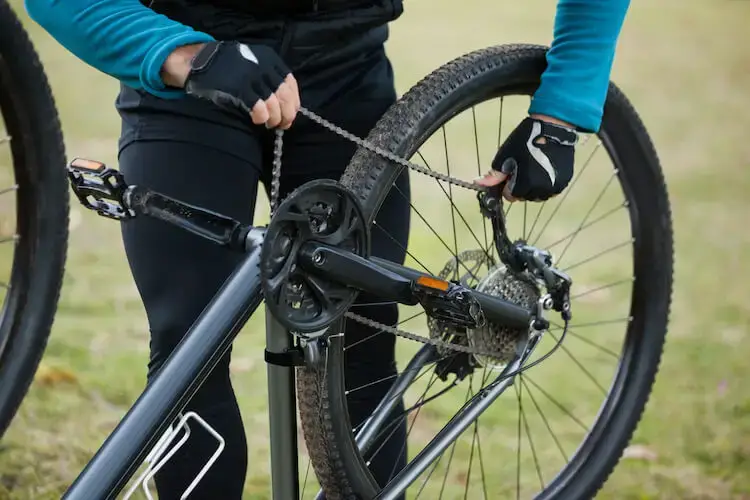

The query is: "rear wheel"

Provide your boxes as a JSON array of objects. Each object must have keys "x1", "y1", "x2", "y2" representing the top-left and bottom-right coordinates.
[
  {"x1": 0, "y1": 0, "x2": 69, "y2": 438},
  {"x1": 298, "y1": 45, "x2": 672, "y2": 499}
]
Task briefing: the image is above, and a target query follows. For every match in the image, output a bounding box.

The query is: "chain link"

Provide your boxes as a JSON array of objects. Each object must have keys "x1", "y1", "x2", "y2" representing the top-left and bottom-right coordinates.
[
  {"x1": 269, "y1": 128, "x2": 284, "y2": 215},
  {"x1": 269, "y1": 106, "x2": 504, "y2": 356},
  {"x1": 343, "y1": 311, "x2": 510, "y2": 358},
  {"x1": 298, "y1": 107, "x2": 487, "y2": 192}
]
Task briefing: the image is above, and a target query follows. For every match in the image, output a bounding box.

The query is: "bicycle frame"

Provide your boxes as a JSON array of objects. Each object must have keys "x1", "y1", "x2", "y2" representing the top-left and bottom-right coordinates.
[{"x1": 61, "y1": 163, "x2": 535, "y2": 500}]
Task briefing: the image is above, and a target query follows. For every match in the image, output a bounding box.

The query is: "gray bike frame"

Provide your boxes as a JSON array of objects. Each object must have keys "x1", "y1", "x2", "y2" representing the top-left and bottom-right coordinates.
[{"x1": 59, "y1": 224, "x2": 533, "y2": 500}]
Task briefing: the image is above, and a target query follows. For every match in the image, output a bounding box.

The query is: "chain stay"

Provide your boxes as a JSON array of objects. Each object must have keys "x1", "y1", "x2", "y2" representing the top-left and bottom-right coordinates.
[{"x1": 270, "y1": 106, "x2": 504, "y2": 357}]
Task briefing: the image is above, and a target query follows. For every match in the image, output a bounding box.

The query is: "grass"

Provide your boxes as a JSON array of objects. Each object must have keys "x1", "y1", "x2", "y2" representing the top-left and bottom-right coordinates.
[{"x1": 1, "y1": 0, "x2": 750, "y2": 498}]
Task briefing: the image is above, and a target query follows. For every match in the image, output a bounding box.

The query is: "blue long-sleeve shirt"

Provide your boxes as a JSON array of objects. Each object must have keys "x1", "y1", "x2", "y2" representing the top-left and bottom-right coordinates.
[{"x1": 24, "y1": 0, "x2": 629, "y2": 132}]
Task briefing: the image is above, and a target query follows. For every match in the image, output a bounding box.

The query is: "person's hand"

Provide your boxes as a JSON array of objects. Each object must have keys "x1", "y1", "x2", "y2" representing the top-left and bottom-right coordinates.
[
  {"x1": 476, "y1": 115, "x2": 578, "y2": 202},
  {"x1": 162, "y1": 41, "x2": 300, "y2": 129}
]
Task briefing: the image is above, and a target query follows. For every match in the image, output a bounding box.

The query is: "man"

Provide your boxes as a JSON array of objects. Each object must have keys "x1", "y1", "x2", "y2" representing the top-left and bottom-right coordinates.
[{"x1": 24, "y1": 0, "x2": 630, "y2": 498}]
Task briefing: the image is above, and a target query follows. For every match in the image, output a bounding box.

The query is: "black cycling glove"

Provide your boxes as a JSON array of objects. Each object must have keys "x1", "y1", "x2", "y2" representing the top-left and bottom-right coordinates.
[
  {"x1": 492, "y1": 117, "x2": 578, "y2": 201},
  {"x1": 183, "y1": 41, "x2": 291, "y2": 113}
]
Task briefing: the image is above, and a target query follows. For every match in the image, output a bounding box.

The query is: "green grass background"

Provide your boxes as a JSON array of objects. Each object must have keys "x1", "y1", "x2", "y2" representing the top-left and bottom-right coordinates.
[{"x1": 1, "y1": 0, "x2": 750, "y2": 498}]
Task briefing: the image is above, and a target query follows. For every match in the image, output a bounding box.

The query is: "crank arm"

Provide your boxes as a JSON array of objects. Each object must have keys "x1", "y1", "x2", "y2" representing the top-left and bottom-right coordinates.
[
  {"x1": 67, "y1": 158, "x2": 251, "y2": 251},
  {"x1": 296, "y1": 242, "x2": 532, "y2": 329}
]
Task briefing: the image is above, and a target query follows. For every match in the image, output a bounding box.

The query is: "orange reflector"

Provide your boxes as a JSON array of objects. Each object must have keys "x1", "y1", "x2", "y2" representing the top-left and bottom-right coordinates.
[
  {"x1": 416, "y1": 276, "x2": 450, "y2": 291},
  {"x1": 70, "y1": 157, "x2": 105, "y2": 172}
]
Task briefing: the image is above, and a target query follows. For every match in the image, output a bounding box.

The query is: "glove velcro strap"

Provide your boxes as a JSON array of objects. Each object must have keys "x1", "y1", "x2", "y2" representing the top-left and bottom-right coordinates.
[{"x1": 536, "y1": 120, "x2": 579, "y2": 147}]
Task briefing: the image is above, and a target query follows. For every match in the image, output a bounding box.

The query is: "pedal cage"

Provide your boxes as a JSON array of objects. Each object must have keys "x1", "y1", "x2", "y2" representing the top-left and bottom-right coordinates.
[
  {"x1": 122, "y1": 411, "x2": 226, "y2": 500},
  {"x1": 67, "y1": 157, "x2": 135, "y2": 220}
]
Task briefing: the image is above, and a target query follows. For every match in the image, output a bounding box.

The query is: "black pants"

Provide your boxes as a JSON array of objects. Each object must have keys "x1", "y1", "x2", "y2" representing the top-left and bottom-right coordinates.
[{"x1": 116, "y1": 4, "x2": 408, "y2": 499}]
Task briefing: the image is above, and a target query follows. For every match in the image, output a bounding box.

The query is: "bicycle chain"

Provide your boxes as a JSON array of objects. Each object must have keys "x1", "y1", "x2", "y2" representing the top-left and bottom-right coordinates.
[
  {"x1": 342, "y1": 311, "x2": 508, "y2": 358},
  {"x1": 269, "y1": 106, "x2": 506, "y2": 357}
]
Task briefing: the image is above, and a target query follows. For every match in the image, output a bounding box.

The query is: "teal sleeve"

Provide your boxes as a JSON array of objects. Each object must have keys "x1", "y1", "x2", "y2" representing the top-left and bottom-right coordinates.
[
  {"x1": 24, "y1": 0, "x2": 215, "y2": 99},
  {"x1": 529, "y1": 0, "x2": 630, "y2": 132}
]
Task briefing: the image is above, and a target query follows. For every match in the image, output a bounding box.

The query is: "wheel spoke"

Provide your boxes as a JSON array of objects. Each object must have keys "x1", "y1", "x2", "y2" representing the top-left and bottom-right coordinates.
[
  {"x1": 520, "y1": 375, "x2": 568, "y2": 462},
  {"x1": 301, "y1": 458, "x2": 312, "y2": 499},
  {"x1": 443, "y1": 127, "x2": 460, "y2": 281},
  {"x1": 547, "y1": 331, "x2": 608, "y2": 396},
  {"x1": 551, "y1": 326, "x2": 621, "y2": 359},
  {"x1": 385, "y1": 374, "x2": 448, "y2": 482},
  {"x1": 390, "y1": 184, "x2": 486, "y2": 281},
  {"x1": 497, "y1": 97, "x2": 505, "y2": 148},
  {"x1": 516, "y1": 381, "x2": 545, "y2": 490},
  {"x1": 531, "y1": 141, "x2": 602, "y2": 247},
  {"x1": 415, "y1": 453, "x2": 444, "y2": 499},
  {"x1": 411, "y1": 150, "x2": 492, "y2": 258},
  {"x1": 462, "y1": 375, "x2": 479, "y2": 500},
  {"x1": 473, "y1": 419, "x2": 489, "y2": 500},
  {"x1": 344, "y1": 310, "x2": 425, "y2": 352},
  {"x1": 555, "y1": 172, "x2": 617, "y2": 266},
  {"x1": 437, "y1": 382, "x2": 473, "y2": 498},
  {"x1": 524, "y1": 376, "x2": 589, "y2": 432},
  {"x1": 525, "y1": 200, "x2": 547, "y2": 244},
  {"x1": 373, "y1": 221, "x2": 433, "y2": 274},
  {"x1": 557, "y1": 317, "x2": 631, "y2": 329},
  {"x1": 544, "y1": 203, "x2": 626, "y2": 251},
  {"x1": 561, "y1": 239, "x2": 633, "y2": 273},
  {"x1": 366, "y1": 372, "x2": 442, "y2": 467},
  {"x1": 346, "y1": 351, "x2": 448, "y2": 397},
  {"x1": 0, "y1": 184, "x2": 18, "y2": 196},
  {"x1": 570, "y1": 278, "x2": 633, "y2": 300},
  {"x1": 471, "y1": 107, "x2": 491, "y2": 259},
  {"x1": 515, "y1": 378, "x2": 523, "y2": 500}
]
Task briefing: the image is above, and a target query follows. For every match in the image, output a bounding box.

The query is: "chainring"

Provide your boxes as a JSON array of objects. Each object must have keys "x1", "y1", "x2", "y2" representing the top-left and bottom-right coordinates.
[{"x1": 260, "y1": 179, "x2": 370, "y2": 334}]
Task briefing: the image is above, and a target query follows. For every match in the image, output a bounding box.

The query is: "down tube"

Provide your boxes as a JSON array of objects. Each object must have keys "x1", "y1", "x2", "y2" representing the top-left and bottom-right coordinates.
[{"x1": 63, "y1": 229, "x2": 266, "y2": 500}]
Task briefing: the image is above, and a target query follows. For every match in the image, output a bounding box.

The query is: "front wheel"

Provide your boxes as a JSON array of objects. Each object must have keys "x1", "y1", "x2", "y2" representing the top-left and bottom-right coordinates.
[
  {"x1": 298, "y1": 44, "x2": 672, "y2": 499},
  {"x1": 0, "y1": 0, "x2": 69, "y2": 439}
]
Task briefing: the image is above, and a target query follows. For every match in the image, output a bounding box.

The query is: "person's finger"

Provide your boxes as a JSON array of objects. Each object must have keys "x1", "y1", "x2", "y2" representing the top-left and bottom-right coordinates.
[
  {"x1": 275, "y1": 83, "x2": 298, "y2": 129},
  {"x1": 264, "y1": 94, "x2": 282, "y2": 128},
  {"x1": 474, "y1": 170, "x2": 507, "y2": 187},
  {"x1": 285, "y1": 74, "x2": 301, "y2": 111},
  {"x1": 250, "y1": 99, "x2": 269, "y2": 125},
  {"x1": 277, "y1": 97, "x2": 297, "y2": 130}
]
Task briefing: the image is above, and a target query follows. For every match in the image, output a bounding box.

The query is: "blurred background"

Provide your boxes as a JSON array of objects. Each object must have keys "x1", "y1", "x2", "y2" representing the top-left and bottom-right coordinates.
[{"x1": 1, "y1": 0, "x2": 749, "y2": 498}]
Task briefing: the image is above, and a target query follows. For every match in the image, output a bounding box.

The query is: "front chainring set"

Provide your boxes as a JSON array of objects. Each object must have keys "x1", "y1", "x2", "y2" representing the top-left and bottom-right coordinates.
[{"x1": 260, "y1": 106, "x2": 572, "y2": 363}]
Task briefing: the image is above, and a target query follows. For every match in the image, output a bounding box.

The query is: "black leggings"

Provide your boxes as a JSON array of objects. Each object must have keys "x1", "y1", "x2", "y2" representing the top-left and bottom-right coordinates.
[{"x1": 117, "y1": 44, "x2": 410, "y2": 498}]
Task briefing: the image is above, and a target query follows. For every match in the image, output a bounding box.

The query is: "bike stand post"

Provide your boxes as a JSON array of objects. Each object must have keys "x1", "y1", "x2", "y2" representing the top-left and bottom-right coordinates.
[{"x1": 265, "y1": 307, "x2": 301, "y2": 500}]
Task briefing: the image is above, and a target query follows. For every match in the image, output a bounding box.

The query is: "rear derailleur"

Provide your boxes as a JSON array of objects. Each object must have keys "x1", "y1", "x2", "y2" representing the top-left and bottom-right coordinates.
[{"x1": 477, "y1": 189, "x2": 573, "y2": 324}]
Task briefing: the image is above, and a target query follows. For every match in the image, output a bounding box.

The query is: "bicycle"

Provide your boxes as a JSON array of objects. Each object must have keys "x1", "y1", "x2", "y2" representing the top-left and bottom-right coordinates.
[
  {"x1": 0, "y1": 0, "x2": 68, "y2": 442},
  {"x1": 0, "y1": 2, "x2": 673, "y2": 497}
]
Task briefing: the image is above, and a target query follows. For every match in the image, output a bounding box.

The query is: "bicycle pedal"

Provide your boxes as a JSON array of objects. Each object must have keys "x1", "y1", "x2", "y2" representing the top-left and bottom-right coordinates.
[
  {"x1": 123, "y1": 411, "x2": 226, "y2": 500},
  {"x1": 67, "y1": 157, "x2": 134, "y2": 220}
]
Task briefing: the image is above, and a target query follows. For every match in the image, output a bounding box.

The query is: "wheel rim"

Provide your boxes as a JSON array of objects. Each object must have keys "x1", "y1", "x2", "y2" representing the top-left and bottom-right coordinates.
[{"x1": 301, "y1": 81, "x2": 668, "y2": 500}]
